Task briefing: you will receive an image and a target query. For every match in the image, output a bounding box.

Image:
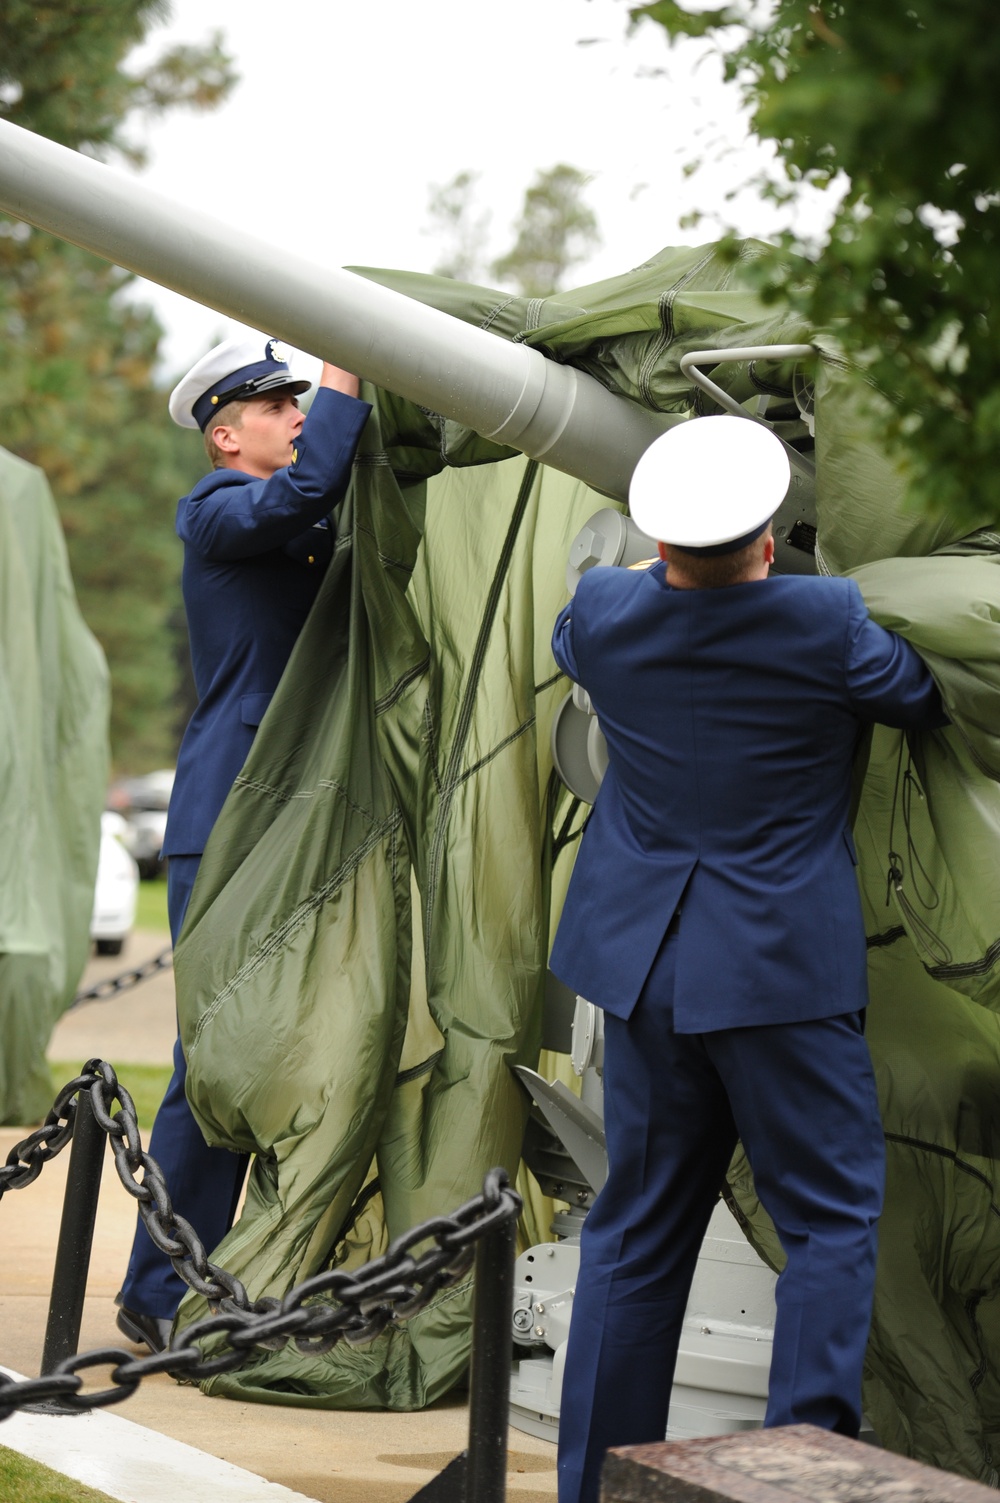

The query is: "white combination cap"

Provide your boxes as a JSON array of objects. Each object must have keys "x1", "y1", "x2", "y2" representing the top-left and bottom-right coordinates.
[
  {"x1": 628, "y1": 416, "x2": 791, "y2": 554},
  {"x1": 168, "y1": 335, "x2": 311, "y2": 431}
]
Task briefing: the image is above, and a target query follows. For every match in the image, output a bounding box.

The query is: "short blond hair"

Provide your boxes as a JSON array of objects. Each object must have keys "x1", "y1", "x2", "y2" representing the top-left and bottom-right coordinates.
[
  {"x1": 663, "y1": 529, "x2": 771, "y2": 589},
  {"x1": 203, "y1": 399, "x2": 249, "y2": 468}
]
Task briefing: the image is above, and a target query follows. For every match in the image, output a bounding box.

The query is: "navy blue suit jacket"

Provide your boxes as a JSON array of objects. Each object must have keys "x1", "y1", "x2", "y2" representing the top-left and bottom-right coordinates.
[
  {"x1": 163, "y1": 386, "x2": 371, "y2": 857},
  {"x1": 548, "y1": 562, "x2": 947, "y2": 1031}
]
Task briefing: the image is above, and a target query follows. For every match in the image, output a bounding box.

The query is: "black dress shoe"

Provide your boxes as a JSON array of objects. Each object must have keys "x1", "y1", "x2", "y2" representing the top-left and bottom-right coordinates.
[{"x1": 115, "y1": 1303, "x2": 174, "y2": 1353}]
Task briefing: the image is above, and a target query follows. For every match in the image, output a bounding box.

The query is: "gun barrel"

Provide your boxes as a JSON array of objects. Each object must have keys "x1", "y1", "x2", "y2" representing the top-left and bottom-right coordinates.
[{"x1": 0, "y1": 119, "x2": 674, "y2": 499}]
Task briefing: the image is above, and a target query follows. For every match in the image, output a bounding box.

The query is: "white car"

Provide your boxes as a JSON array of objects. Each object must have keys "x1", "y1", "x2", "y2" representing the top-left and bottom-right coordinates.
[
  {"x1": 90, "y1": 811, "x2": 140, "y2": 956},
  {"x1": 107, "y1": 768, "x2": 174, "y2": 879}
]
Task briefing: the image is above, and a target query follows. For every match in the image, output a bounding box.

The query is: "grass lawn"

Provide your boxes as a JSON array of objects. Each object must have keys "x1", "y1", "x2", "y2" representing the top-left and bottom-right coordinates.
[
  {"x1": 48, "y1": 1061, "x2": 173, "y2": 1132},
  {"x1": 134, "y1": 874, "x2": 169, "y2": 935},
  {"x1": 0, "y1": 1445, "x2": 119, "y2": 1502}
]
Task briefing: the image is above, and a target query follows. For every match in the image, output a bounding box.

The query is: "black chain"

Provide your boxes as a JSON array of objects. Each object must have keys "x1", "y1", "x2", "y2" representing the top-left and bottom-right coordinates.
[
  {"x1": 0, "y1": 1061, "x2": 521, "y2": 1420},
  {"x1": 0, "y1": 1071, "x2": 97, "y2": 1194},
  {"x1": 71, "y1": 949, "x2": 173, "y2": 1008}
]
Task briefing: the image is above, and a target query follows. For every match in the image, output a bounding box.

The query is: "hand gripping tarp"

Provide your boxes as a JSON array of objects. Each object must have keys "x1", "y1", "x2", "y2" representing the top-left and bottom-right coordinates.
[
  {"x1": 0, "y1": 445, "x2": 109, "y2": 1125},
  {"x1": 174, "y1": 242, "x2": 1000, "y2": 1478}
]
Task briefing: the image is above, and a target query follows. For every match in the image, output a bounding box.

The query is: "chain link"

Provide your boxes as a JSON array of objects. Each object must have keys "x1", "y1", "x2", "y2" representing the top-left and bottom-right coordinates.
[
  {"x1": 70, "y1": 948, "x2": 172, "y2": 1009},
  {"x1": 0, "y1": 1071, "x2": 95, "y2": 1194},
  {"x1": 0, "y1": 1061, "x2": 521, "y2": 1420}
]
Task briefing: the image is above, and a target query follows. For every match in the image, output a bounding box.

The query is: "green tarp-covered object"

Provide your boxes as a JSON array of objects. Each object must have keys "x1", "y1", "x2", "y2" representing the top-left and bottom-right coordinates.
[
  {"x1": 0, "y1": 445, "x2": 109, "y2": 1124},
  {"x1": 174, "y1": 243, "x2": 1000, "y2": 1479}
]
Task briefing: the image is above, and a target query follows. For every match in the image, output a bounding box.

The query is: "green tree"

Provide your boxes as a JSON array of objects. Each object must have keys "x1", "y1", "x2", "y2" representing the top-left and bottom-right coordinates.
[
  {"x1": 491, "y1": 163, "x2": 602, "y2": 297},
  {"x1": 0, "y1": 0, "x2": 233, "y2": 158},
  {"x1": 632, "y1": 0, "x2": 1000, "y2": 529},
  {"x1": 426, "y1": 170, "x2": 493, "y2": 282},
  {"x1": 0, "y1": 2, "x2": 236, "y2": 768}
]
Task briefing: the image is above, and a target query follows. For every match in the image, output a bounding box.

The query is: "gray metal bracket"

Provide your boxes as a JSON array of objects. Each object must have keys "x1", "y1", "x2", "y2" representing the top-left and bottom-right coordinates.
[
  {"x1": 513, "y1": 1066, "x2": 607, "y2": 1194},
  {"x1": 679, "y1": 345, "x2": 818, "y2": 481}
]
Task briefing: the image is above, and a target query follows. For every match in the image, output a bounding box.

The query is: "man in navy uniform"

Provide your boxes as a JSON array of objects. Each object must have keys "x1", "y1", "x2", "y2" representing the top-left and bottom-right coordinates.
[
  {"x1": 116, "y1": 335, "x2": 371, "y2": 1351},
  {"x1": 550, "y1": 417, "x2": 949, "y2": 1503}
]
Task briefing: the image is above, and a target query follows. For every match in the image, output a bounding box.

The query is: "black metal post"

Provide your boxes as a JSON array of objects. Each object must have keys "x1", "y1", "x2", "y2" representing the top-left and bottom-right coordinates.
[
  {"x1": 39, "y1": 1085, "x2": 106, "y2": 1378},
  {"x1": 465, "y1": 1212, "x2": 517, "y2": 1503}
]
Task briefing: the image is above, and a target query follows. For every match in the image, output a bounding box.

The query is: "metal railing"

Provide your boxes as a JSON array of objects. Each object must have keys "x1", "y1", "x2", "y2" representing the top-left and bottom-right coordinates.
[{"x1": 0, "y1": 1061, "x2": 520, "y2": 1503}]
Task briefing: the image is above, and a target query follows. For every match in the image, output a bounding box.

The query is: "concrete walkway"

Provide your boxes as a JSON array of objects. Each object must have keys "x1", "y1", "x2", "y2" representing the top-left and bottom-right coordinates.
[{"x1": 0, "y1": 929, "x2": 557, "y2": 1502}]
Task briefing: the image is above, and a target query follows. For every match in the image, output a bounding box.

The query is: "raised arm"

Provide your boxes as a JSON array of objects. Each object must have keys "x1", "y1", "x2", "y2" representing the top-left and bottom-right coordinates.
[
  {"x1": 181, "y1": 385, "x2": 371, "y2": 560},
  {"x1": 552, "y1": 599, "x2": 583, "y2": 685},
  {"x1": 318, "y1": 361, "x2": 361, "y2": 399}
]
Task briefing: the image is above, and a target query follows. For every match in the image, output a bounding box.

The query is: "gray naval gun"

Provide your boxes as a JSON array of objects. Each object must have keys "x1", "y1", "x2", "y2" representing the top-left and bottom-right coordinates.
[{"x1": 0, "y1": 117, "x2": 821, "y2": 1444}]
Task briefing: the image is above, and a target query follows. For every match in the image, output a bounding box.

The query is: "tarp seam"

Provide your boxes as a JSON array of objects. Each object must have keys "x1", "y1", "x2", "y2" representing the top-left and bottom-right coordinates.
[
  {"x1": 457, "y1": 713, "x2": 536, "y2": 787},
  {"x1": 928, "y1": 933, "x2": 1000, "y2": 982},
  {"x1": 423, "y1": 698, "x2": 444, "y2": 799},
  {"x1": 867, "y1": 926, "x2": 907, "y2": 950},
  {"x1": 638, "y1": 248, "x2": 717, "y2": 405},
  {"x1": 190, "y1": 810, "x2": 402, "y2": 1052},
  {"x1": 389, "y1": 819, "x2": 402, "y2": 885},
  {"x1": 313, "y1": 780, "x2": 380, "y2": 828},
  {"x1": 639, "y1": 290, "x2": 676, "y2": 408},
  {"x1": 355, "y1": 520, "x2": 418, "y2": 576},
  {"x1": 230, "y1": 776, "x2": 380, "y2": 827},
  {"x1": 480, "y1": 296, "x2": 518, "y2": 333},
  {"x1": 422, "y1": 459, "x2": 540, "y2": 944},
  {"x1": 354, "y1": 453, "x2": 397, "y2": 469},
  {"x1": 375, "y1": 657, "x2": 430, "y2": 717},
  {"x1": 395, "y1": 1049, "x2": 445, "y2": 1087},
  {"x1": 884, "y1": 1133, "x2": 1000, "y2": 1215},
  {"x1": 966, "y1": 1294, "x2": 989, "y2": 1395},
  {"x1": 748, "y1": 360, "x2": 795, "y2": 398},
  {"x1": 232, "y1": 774, "x2": 292, "y2": 804}
]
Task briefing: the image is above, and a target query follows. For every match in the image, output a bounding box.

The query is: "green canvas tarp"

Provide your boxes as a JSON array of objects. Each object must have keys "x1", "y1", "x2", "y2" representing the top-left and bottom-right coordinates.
[
  {"x1": 173, "y1": 242, "x2": 1000, "y2": 1479},
  {"x1": 0, "y1": 444, "x2": 109, "y2": 1125}
]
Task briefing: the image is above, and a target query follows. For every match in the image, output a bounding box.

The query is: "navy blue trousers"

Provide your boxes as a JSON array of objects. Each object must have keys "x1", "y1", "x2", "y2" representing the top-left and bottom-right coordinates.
[
  {"x1": 120, "y1": 856, "x2": 250, "y2": 1320},
  {"x1": 556, "y1": 931, "x2": 884, "y2": 1503}
]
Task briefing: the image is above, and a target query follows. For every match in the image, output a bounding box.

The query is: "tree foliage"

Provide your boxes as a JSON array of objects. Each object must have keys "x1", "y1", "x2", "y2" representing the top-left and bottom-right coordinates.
[
  {"x1": 632, "y1": 0, "x2": 1000, "y2": 528},
  {"x1": 426, "y1": 170, "x2": 493, "y2": 282},
  {"x1": 0, "y1": 2, "x2": 236, "y2": 768},
  {"x1": 425, "y1": 163, "x2": 602, "y2": 297},
  {"x1": 491, "y1": 164, "x2": 601, "y2": 298},
  {"x1": 0, "y1": 0, "x2": 233, "y2": 160}
]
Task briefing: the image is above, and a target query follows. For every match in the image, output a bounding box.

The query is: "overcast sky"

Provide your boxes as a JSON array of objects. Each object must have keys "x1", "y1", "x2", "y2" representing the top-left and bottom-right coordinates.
[{"x1": 123, "y1": 0, "x2": 835, "y2": 382}]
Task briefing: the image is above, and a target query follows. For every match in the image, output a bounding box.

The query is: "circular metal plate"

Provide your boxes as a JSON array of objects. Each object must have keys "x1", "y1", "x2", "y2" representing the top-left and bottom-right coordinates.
[{"x1": 551, "y1": 692, "x2": 603, "y2": 804}]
